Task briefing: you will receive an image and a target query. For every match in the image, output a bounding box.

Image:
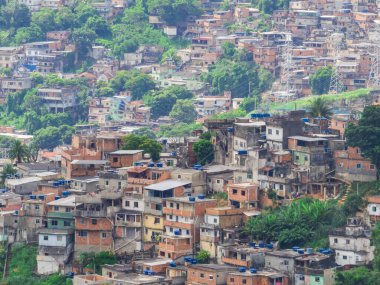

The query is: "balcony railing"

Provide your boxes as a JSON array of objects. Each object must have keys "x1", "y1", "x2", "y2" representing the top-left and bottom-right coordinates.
[{"x1": 73, "y1": 209, "x2": 107, "y2": 218}]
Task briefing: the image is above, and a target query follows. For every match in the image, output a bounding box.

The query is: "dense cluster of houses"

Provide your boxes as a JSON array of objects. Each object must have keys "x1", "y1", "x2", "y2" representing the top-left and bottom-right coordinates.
[{"x1": 0, "y1": 101, "x2": 378, "y2": 284}]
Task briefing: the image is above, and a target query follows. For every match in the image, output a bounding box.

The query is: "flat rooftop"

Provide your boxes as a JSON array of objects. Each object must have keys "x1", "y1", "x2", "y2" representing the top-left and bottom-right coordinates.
[{"x1": 145, "y1": 179, "x2": 191, "y2": 191}]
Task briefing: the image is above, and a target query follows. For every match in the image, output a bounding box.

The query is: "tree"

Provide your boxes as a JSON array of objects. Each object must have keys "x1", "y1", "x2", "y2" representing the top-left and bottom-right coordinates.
[
  {"x1": 132, "y1": 127, "x2": 156, "y2": 139},
  {"x1": 335, "y1": 267, "x2": 380, "y2": 285},
  {"x1": 71, "y1": 27, "x2": 97, "y2": 57},
  {"x1": 346, "y1": 105, "x2": 380, "y2": 172},
  {"x1": 32, "y1": 125, "x2": 74, "y2": 150},
  {"x1": 124, "y1": 73, "x2": 156, "y2": 100},
  {"x1": 0, "y1": 164, "x2": 17, "y2": 185},
  {"x1": 192, "y1": 139, "x2": 214, "y2": 165},
  {"x1": 196, "y1": 250, "x2": 210, "y2": 264},
  {"x1": 222, "y1": 42, "x2": 236, "y2": 58},
  {"x1": 169, "y1": 99, "x2": 197, "y2": 123},
  {"x1": 309, "y1": 66, "x2": 332, "y2": 95},
  {"x1": 31, "y1": 8, "x2": 56, "y2": 32},
  {"x1": 14, "y1": 24, "x2": 44, "y2": 44},
  {"x1": 308, "y1": 97, "x2": 333, "y2": 118},
  {"x1": 122, "y1": 134, "x2": 162, "y2": 161},
  {"x1": 9, "y1": 140, "x2": 29, "y2": 163}
]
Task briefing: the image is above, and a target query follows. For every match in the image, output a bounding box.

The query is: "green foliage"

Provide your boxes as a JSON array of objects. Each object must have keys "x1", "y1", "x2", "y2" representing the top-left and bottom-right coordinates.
[
  {"x1": 202, "y1": 53, "x2": 273, "y2": 98},
  {"x1": 1, "y1": 164, "x2": 17, "y2": 185},
  {"x1": 211, "y1": 109, "x2": 247, "y2": 119},
  {"x1": 32, "y1": 125, "x2": 75, "y2": 150},
  {"x1": 144, "y1": 86, "x2": 194, "y2": 119},
  {"x1": 199, "y1": 131, "x2": 211, "y2": 141},
  {"x1": 244, "y1": 198, "x2": 346, "y2": 248},
  {"x1": 9, "y1": 140, "x2": 29, "y2": 163},
  {"x1": 196, "y1": 250, "x2": 210, "y2": 264},
  {"x1": 157, "y1": 122, "x2": 202, "y2": 137},
  {"x1": 80, "y1": 251, "x2": 117, "y2": 274},
  {"x1": 214, "y1": 192, "x2": 228, "y2": 200},
  {"x1": 132, "y1": 127, "x2": 157, "y2": 139},
  {"x1": 346, "y1": 105, "x2": 380, "y2": 172},
  {"x1": 169, "y1": 99, "x2": 197, "y2": 123},
  {"x1": 308, "y1": 97, "x2": 333, "y2": 118},
  {"x1": 145, "y1": 0, "x2": 202, "y2": 26},
  {"x1": 334, "y1": 267, "x2": 380, "y2": 285},
  {"x1": 8, "y1": 244, "x2": 37, "y2": 280},
  {"x1": 122, "y1": 134, "x2": 162, "y2": 161},
  {"x1": 193, "y1": 139, "x2": 214, "y2": 165},
  {"x1": 309, "y1": 66, "x2": 332, "y2": 95},
  {"x1": 256, "y1": 0, "x2": 290, "y2": 14}
]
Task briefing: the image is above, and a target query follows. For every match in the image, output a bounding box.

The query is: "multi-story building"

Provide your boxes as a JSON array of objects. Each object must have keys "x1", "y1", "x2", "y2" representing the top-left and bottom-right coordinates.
[
  {"x1": 143, "y1": 180, "x2": 191, "y2": 243},
  {"x1": 227, "y1": 269, "x2": 289, "y2": 285},
  {"x1": 159, "y1": 195, "x2": 217, "y2": 259},
  {"x1": 200, "y1": 207, "x2": 243, "y2": 258},
  {"x1": 109, "y1": 150, "x2": 143, "y2": 169},
  {"x1": 37, "y1": 195, "x2": 76, "y2": 275},
  {"x1": 37, "y1": 87, "x2": 79, "y2": 113},
  {"x1": 366, "y1": 195, "x2": 380, "y2": 226},
  {"x1": 227, "y1": 182, "x2": 259, "y2": 210},
  {"x1": 329, "y1": 217, "x2": 374, "y2": 266},
  {"x1": 186, "y1": 264, "x2": 236, "y2": 285},
  {"x1": 0, "y1": 46, "x2": 23, "y2": 69}
]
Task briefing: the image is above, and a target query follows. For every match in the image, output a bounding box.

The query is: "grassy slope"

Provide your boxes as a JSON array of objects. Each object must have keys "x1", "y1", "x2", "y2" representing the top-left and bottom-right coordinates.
[{"x1": 266, "y1": 88, "x2": 371, "y2": 112}]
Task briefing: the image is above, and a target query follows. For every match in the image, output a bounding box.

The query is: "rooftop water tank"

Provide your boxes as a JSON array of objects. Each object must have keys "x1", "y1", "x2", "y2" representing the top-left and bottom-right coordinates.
[{"x1": 239, "y1": 267, "x2": 246, "y2": 273}]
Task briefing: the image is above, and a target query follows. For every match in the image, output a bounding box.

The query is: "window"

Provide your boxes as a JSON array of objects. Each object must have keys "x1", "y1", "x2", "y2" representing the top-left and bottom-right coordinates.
[
  {"x1": 54, "y1": 206, "x2": 59, "y2": 211},
  {"x1": 230, "y1": 278, "x2": 234, "y2": 283},
  {"x1": 57, "y1": 235, "x2": 62, "y2": 241},
  {"x1": 102, "y1": 232, "x2": 107, "y2": 238},
  {"x1": 209, "y1": 275, "x2": 214, "y2": 280},
  {"x1": 64, "y1": 221, "x2": 71, "y2": 227},
  {"x1": 315, "y1": 277, "x2": 320, "y2": 282},
  {"x1": 36, "y1": 219, "x2": 40, "y2": 224},
  {"x1": 242, "y1": 279, "x2": 247, "y2": 284},
  {"x1": 65, "y1": 208, "x2": 71, "y2": 213},
  {"x1": 343, "y1": 255, "x2": 347, "y2": 260},
  {"x1": 276, "y1": 130, "x2": 279, "y2": 135},
  {"x1": 44, "y1": 236, "x2": 48, "y2": 241},
  {"x1": 105, "y1": 180, "x2": 109, "y2": 186},
  {"x1": 241, "y1": 190, "x2": 246, "y2": 196},
  {"x1": 373, "y1": 206, "x2": 377, "y2": 212},
  {"x1": 51, "y1": 220, "x2": 58, "y2": 226},
  {"x1": 80, "y1": 218, "x2": 84, "y2": 224},
  {"x1": 170, "y1": 203, "x2": 174, "y2": 208},
  {"x1": 170, "y1": 227, "x2": 173, "y2": 232},
  {"x1": 113, "y1": 157, "x2": 118, "y2": 162},
  {"x1": 356, "y1": 164, "x2": 362, "y2": 169},
  {"x1": 268, "y1": 129, "x2": 272, "y2": 134},
  {"x1": 214, "y1": 218, "x2": 217, "y2": 223},
  {"x1": 295, "y1": 155, "x2": 300, "y2": 160},
  {"x1": 370, "y1": 164, "x2": 375, "y2": 170},
  {"x1": 200, "y1": 273, "x2": 205, "y2": 278},
  {"x1": 78, "y1": 231, "x2": 87, "y2": 237},
  {"x1": 125, "y1": 201, "x2": 130, "y2": 207},
  {"x1": 232, "y1": 189, "x2": 238, "y2": 194},
  {"x1": 92, "y1": 219, "x2": 97, "y2": 225},
  {"x1": 134, "y1": 202, "x2": 138, "y2": 208},
  {"x1": 216, "y1": 179, "x2": 220, "y2": 184},
  {"x1": 154, "y1": 217, "x2": 160, "y2": 224},
  {"x1": 299, "y1": 276, "x2": 305, "y2": 281},
  {"x1": 346, "y1": 239, "x2": 350, "y2": 244},
  {"x1": 35, "y1": 205, "x2": 40, "y2": 210},
  {"x1": 283, "y1": 260, "x2": 289, "y2": 265},
  {"x1": 334, "y1": 238, "x2": 338, "y2": 243}
]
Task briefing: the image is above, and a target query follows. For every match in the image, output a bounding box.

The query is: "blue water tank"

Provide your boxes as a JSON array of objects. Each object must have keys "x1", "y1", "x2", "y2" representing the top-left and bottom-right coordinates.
[
  {"x1": 189, "y1": 197, "x2": 196, "y2": 202},
  {"x1": 237, "y1": 150, "x2": 248, "y2": 155},
  {"x1": 258, "y1": 242, "x2": 265, "y2": 248},
  {"x1": 263, "y1": 113, "x2": 270, "y2": 118},
  {"x1": 191, "y1": 259, "x2": 197, "y2": 264},
  {"x1": 198, "y1": 194, "x2": 205, "y2": 200},
  {"x1": 55, "y1": 196, "x2": 60, "y2": 200},
  {"x1": 249, "y1": 242, "x2": 255, "y2": 247},
  {"x1": 306, "y1": 248, "x2": 313, "y2": 254},
  {"x1": 250, "y1": 268, "x2": 257, "y2": 274},
  {"x1": 193, "y1": 164, "x2": 202, "y2": 170},
  {"x1": 301, "y1": 118, "x2": 309, "y2": 123},
  {"x1": 30, "y1": 195, "x2": 36, "y2": 200},
  {"x1": 169, "y1": 262, "x2": 176, "y2": 267},
  {"x1": 62, "y1": 191, "x2": 70, "y2": 197},
  {"x1": 298, "y1": 249, "x2": 304, "y2": 254},
  {"x1": 148, "y1": 162, "x2": 155, "y2": 167},
  {"x1": 156, "y1": 163, "x2": 163, "y2": 168},
  {"x1": 148, "y1": 271, "x2": 156, "y2": 276},
  {"x1": 292, "y1": 246, "x2": 300, "y2": 252},
  {"x1": 227, "y1": 127, "x2": 234, "y2": 133},
  {"x1": 251, "y1": 114, "x2": 258, "y2": 119},
  {"x1": 14, "y1": 210, "x2": 18, "y2": 215},
  {"x1": 266, "y1": 244, "x2": 273, "y2": 249},
  {"x1": 143, "y1": 270, "x2": 150, "y2": 275},
  {"x1": 184, "y1": 257, "x2": 192, "y2": 263},
  {"x1": 239, "y1": 267, "x2": 246, "y2": 273},
  {"x1": 171, "y1": 151, "x2": 177, "y2": 156},
  {"x1": 53, "y1": 182, "x2": 60, "y2": 187},
  {"x1": 174, "y1": 230, "x2": 181, "y2": 235},
  {"x1": 39, "y1": 195, "x2": 45, "y2": 200}
]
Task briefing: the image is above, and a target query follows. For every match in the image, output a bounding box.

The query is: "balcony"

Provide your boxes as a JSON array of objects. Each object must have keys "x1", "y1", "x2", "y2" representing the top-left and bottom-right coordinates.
[
  {"x1": 163, "y1": 208, "x2": 194, "y2": 217},
  {"x1": 47, "y1": 212, "x2": 73, "y2": 219},
  {"x1": 222, "y1": 256, "x2": 249, "y2": 267},
  {"x1": 73, "y1": 209, "x2": 107, "y2": 218},
  {"x1": 164, "y1": 220, "x2": 192, "y2": 230},
  {"x1": 115, "y1": 220, "x2": 142, "y2": 227},
  {"x1": 75, "y1": 196, "x2": 102, "y2": 204}
]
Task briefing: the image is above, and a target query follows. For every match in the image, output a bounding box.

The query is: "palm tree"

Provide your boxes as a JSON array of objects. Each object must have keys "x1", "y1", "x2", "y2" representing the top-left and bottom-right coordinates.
[
  {"x1": 9, "y1": 140, "x2": 29, "y2": 164},
  {"x1": 308, "y1": 97, "x2": 333, "y2": 118},
  {"x1": 0, "y1": 164, "x2": 16, "y2": 185}
]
